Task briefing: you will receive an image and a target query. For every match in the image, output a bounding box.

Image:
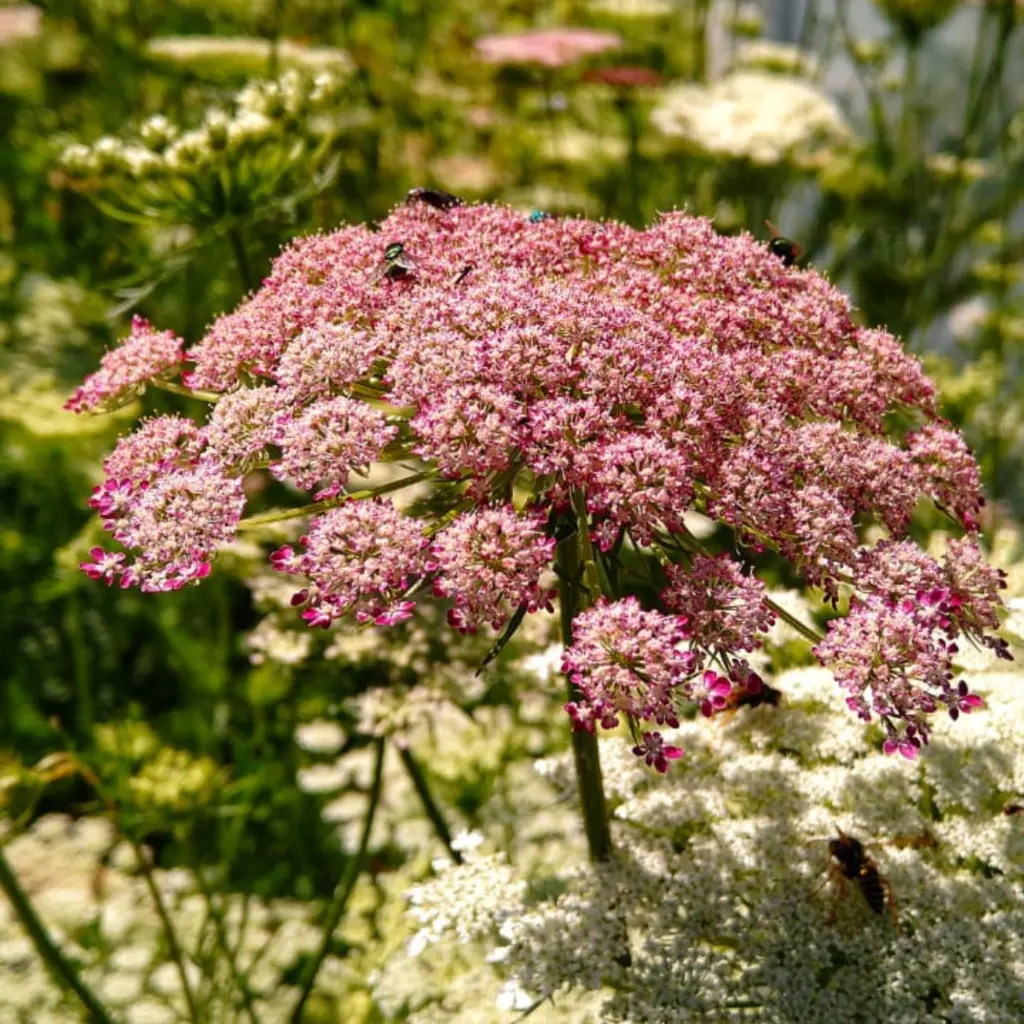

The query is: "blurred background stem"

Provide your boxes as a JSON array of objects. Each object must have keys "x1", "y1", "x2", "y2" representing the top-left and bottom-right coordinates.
[{"x1": 0, "y1": 847, "x2": 118, "y2": 1024}]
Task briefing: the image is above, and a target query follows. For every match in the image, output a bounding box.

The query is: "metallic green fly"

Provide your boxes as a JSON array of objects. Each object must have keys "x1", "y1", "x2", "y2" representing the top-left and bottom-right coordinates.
[{"x1": 369, "y1": 242, "x2": 419, "y2": 285}]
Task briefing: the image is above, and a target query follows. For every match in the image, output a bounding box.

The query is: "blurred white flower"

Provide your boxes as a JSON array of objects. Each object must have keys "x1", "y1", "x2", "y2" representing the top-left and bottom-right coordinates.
[
  {"x1": 451, "y1": 830, "x2": 485, "y2": 854},
  {"x1": 295, "y1": 719, "x2": 346, "y2": 755},
  {"x1": 0, "y1": 5, "x2": 42, "y2": 47},
  {"x1": 296, "y1": 761, "x2": 348, "y2": 793},
  {"x1": 125, "y1": 1001, "x2": 176, "y2": 1024},
  {"x1": 520, "y1": 645, "x2": 563, "y2": 684},
  {"x1": 247, "y1": 616, "x2": 313, "y2": 666},
  {"x1": 652, "y1": 70, "x2": 851, "y2": 165}
]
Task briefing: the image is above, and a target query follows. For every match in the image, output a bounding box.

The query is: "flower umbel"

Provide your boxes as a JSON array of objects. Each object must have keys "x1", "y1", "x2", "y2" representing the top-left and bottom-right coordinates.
[{"x1": 67, "y1": 202, "x2": 1006, "y2": 763}]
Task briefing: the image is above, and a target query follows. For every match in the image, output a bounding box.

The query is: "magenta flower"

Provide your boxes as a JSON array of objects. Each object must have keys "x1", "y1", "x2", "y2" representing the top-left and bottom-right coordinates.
[
  {"x1": 562, "y1": 597, "x2": 695, "y2": 731},
  {"x1": 80, "y1": 547, "x2": 126, "y2": 586},
  {"x1": 102, "y1": 414, "x2": 206, "y2": 485},
  {"x1": 65, "y1": 202, "x2": 1007, "y2": 769},
  {"x1": 270, "y1": 397, "x2": 397, "y2": 499},
  {"x1": 205, "y1": 386, "x2": 283, "y2": 471},
  {"x1": 65, "y1": 316, "x2": 184, "y2": 413},
  {"x1": 686, "y1": 670, "x2": 734, "y2": 718},
  {"x1": 631, "y1": 732, "x2": 684, "y2": 774}
]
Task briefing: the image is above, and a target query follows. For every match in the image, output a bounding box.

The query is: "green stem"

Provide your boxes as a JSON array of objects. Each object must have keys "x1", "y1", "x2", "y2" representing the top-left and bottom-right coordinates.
[
  {"x1": 289, "y1": 738, "x2": 386, "y2": 1023},
  {"x1": 397, "y1": 745, "x2": 463, "y2": 864},
  {"x1": 151, "y1": 380, "x2": 220, "y2": 403},
  {"x1": 193, "y1": 875, "x2": 259, "y2": 1024},
  {"x1": 557, "y1": 511, "x2": 613, "y2": 863},
  {"x1": 0, "y1": 846, "x2": 118, "y2": 1024},
  {"x1": 763, "y1": 597, "x2": 824, "y2": 646},
  {"x1": 227, "y1": 226, "x2": 255, "y2": 294},
  {"x1": 898, "y1": 41, "x2": 919, "y2": 168},
  {"x1": 236, "y1": 469, "x2": 438, "y2": 531},
  {"x1": 130, "y1": 838, "x2": 200, "y2": 1024}
]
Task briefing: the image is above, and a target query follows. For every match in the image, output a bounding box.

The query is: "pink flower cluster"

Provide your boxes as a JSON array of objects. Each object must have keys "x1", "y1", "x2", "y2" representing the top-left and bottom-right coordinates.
[
  {"x1": 475, "y1": 28, "x2": 622, "y2": 68},
  {"x1": 430, "y1": 506, "x2": 556, "y2": 633},
  {"x1": 563, "y1": 597, "x2": 697, "y2": 737},
  {"x1": 65, "y1": 316, "x2": 184, "y2": 414},
  {"x1": 83, "y1": 414, "x2": 244, "y2": 591},
  {"x1": 815, "y1": 537, "x2": 1010, "y2": 756},
  {"x1": 66, "y1": 202, "x2": 1007, "y2": 766},
  {"x1": 663, "y1": 554, "x2": 775, "y2": 655},
  {"x1": 271, "y1": 498, "x2": 435, "y2": 627}
]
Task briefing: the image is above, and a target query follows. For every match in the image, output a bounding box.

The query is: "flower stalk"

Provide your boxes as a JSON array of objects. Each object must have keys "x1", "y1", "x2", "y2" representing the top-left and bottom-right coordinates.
[
  {"x1": 397, "y1": 744, "x2": 464, "y2": 864},
  {"x1": 558, "y1": 504, "x2": 614, "y2": 863},
  {"x1": 0, "y1": 845, "x2": 118, "y2": 1024},
  {"x1": 289, "y1": 737, "x2": 386, "y2": 1022}
]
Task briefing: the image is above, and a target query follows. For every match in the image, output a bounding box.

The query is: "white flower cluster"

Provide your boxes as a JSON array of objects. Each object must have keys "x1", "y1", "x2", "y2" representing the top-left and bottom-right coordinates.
[
  {"x1": 59, "y1": 70, "x2": 344, "y2": 181},
  {"x1": 407, "y1": 624, "x2": 1024, "y2": 1022},
  {"x1": 407, "y1": 840, "x2": 527, "y2": 952},
  {"x1": 0, "y1": 815, "x2": 337, "y2": 1023},
  {"x1": 652, "y1": 69, "x2": 851, "y2": 166}
]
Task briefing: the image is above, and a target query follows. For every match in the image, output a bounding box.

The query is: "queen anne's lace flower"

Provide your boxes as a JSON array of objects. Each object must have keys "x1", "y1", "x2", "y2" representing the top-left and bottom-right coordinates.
[
  {"x1": 270, "y1": 396, "x2": 397, "y2": 498},
  {"x1": 562, "y1": 598, "x2": 698, "y2": 732},
  {"x1": 68, "y1": 203, "x2": 1007, "y2": 759},
  {"x1": 85, "y1": 464, "x2": 245, "y2": 592},
  {"x1": 430, "y1": 506, "x2": 556, "y2": 633},
  {"x1": 662, "y1": 553, "x2": 774, "y2": 655},
  {"x1": 65, "y1": 316, "x2": 184, "y2": 413},
  {"x1": 271, "y1": 498, "x2": 434, "y2": 627},
  {"x1": 204, "y1": 386, "x2": 283, "y2": 470}
]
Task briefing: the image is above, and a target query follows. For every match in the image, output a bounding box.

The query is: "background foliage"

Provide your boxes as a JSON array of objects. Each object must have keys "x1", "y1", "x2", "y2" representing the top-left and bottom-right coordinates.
[{"x1": 1, "y1": 0, "x2": 1023, "y2": 1021}]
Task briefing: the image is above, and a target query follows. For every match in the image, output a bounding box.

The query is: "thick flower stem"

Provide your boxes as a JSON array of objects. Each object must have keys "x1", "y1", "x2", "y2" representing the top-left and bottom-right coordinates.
[
  {"x1": 0, "y1": 845, "x2": 118, "y2": 1024},
  {"x1": 289, "y1": 737, "x2": 385, "y2": 1023},
  {"x1": 557, "y1": 517, "x2": 613, "y2": 863}
]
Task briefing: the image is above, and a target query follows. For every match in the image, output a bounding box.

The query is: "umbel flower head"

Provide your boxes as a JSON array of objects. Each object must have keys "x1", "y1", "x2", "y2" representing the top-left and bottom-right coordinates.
[{"x1": 68, "y1": 202, "x2": 1008, "y2": 764}]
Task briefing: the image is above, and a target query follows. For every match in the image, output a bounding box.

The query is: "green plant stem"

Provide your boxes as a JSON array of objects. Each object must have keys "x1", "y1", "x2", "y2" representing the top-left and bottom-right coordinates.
[
  {"x1": 129, "y1": 838, "x2": 200, "y2": 1023},
  {"x1": 557, "y1": 504, "x2": 613, "y2": 863},
  {"x1": 227, "y1": 226, "x2": 255, "y2": 293},
  {"x1": 763, "y1": 597, "x2": 824, "y2": 645},
  {"x1": 0, "y1": 846, "x2": 118, "y2": 1024},
  {"x1": 151, "y1": 380, "x2": 220, "y2": 402},
  {"x1": 236, "y1": 469, "x2": 438, "y2": 531},
  {"x1": 397, "y1": 745, "x2": 463, "y2": 864},
  {"x1": 289, "y1": 738, "x2": 386, "y2": 1023},
  {"x1": 194, "y1": 874, "x2": 260, "y2": 1024},
  {"x1": 899, "y1": 41, "x2": 919, "y2": 168}
]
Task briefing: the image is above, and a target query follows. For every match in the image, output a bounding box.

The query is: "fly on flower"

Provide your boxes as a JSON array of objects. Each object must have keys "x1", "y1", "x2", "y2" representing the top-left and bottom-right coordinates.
[
  {"x1": 453, "y1": 263, "x2": 474, "y2": 285},
  {"x1": 764, "y1": 220, "x2": 802, "y2": 267},
  {"x1": 406, "y1": 187, "x2": 464, "y2": 211},
  {"x1": 369, "y1": 242, "x2": 419, "y2": 286},
  {"x1": 528, "y1": 209, "x2": 552, "y2": 223}
]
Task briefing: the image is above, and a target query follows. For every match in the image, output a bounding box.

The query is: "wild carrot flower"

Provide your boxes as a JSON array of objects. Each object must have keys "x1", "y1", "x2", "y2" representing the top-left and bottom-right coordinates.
[
  {"x1": 65, "y1": 316, "x2": 184, "y2": 413},
  {"x1": 430, "y1": 506, "x2": 556, "y2": 633},
  {"x1": 68, "y1": 202, "x2": 1007, "y2": 767}
]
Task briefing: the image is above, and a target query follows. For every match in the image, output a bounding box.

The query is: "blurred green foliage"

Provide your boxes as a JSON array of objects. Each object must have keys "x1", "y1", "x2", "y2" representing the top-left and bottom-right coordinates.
[{"x1": 1, "y1": 1, "x2": 1023, "y2": 1016}]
